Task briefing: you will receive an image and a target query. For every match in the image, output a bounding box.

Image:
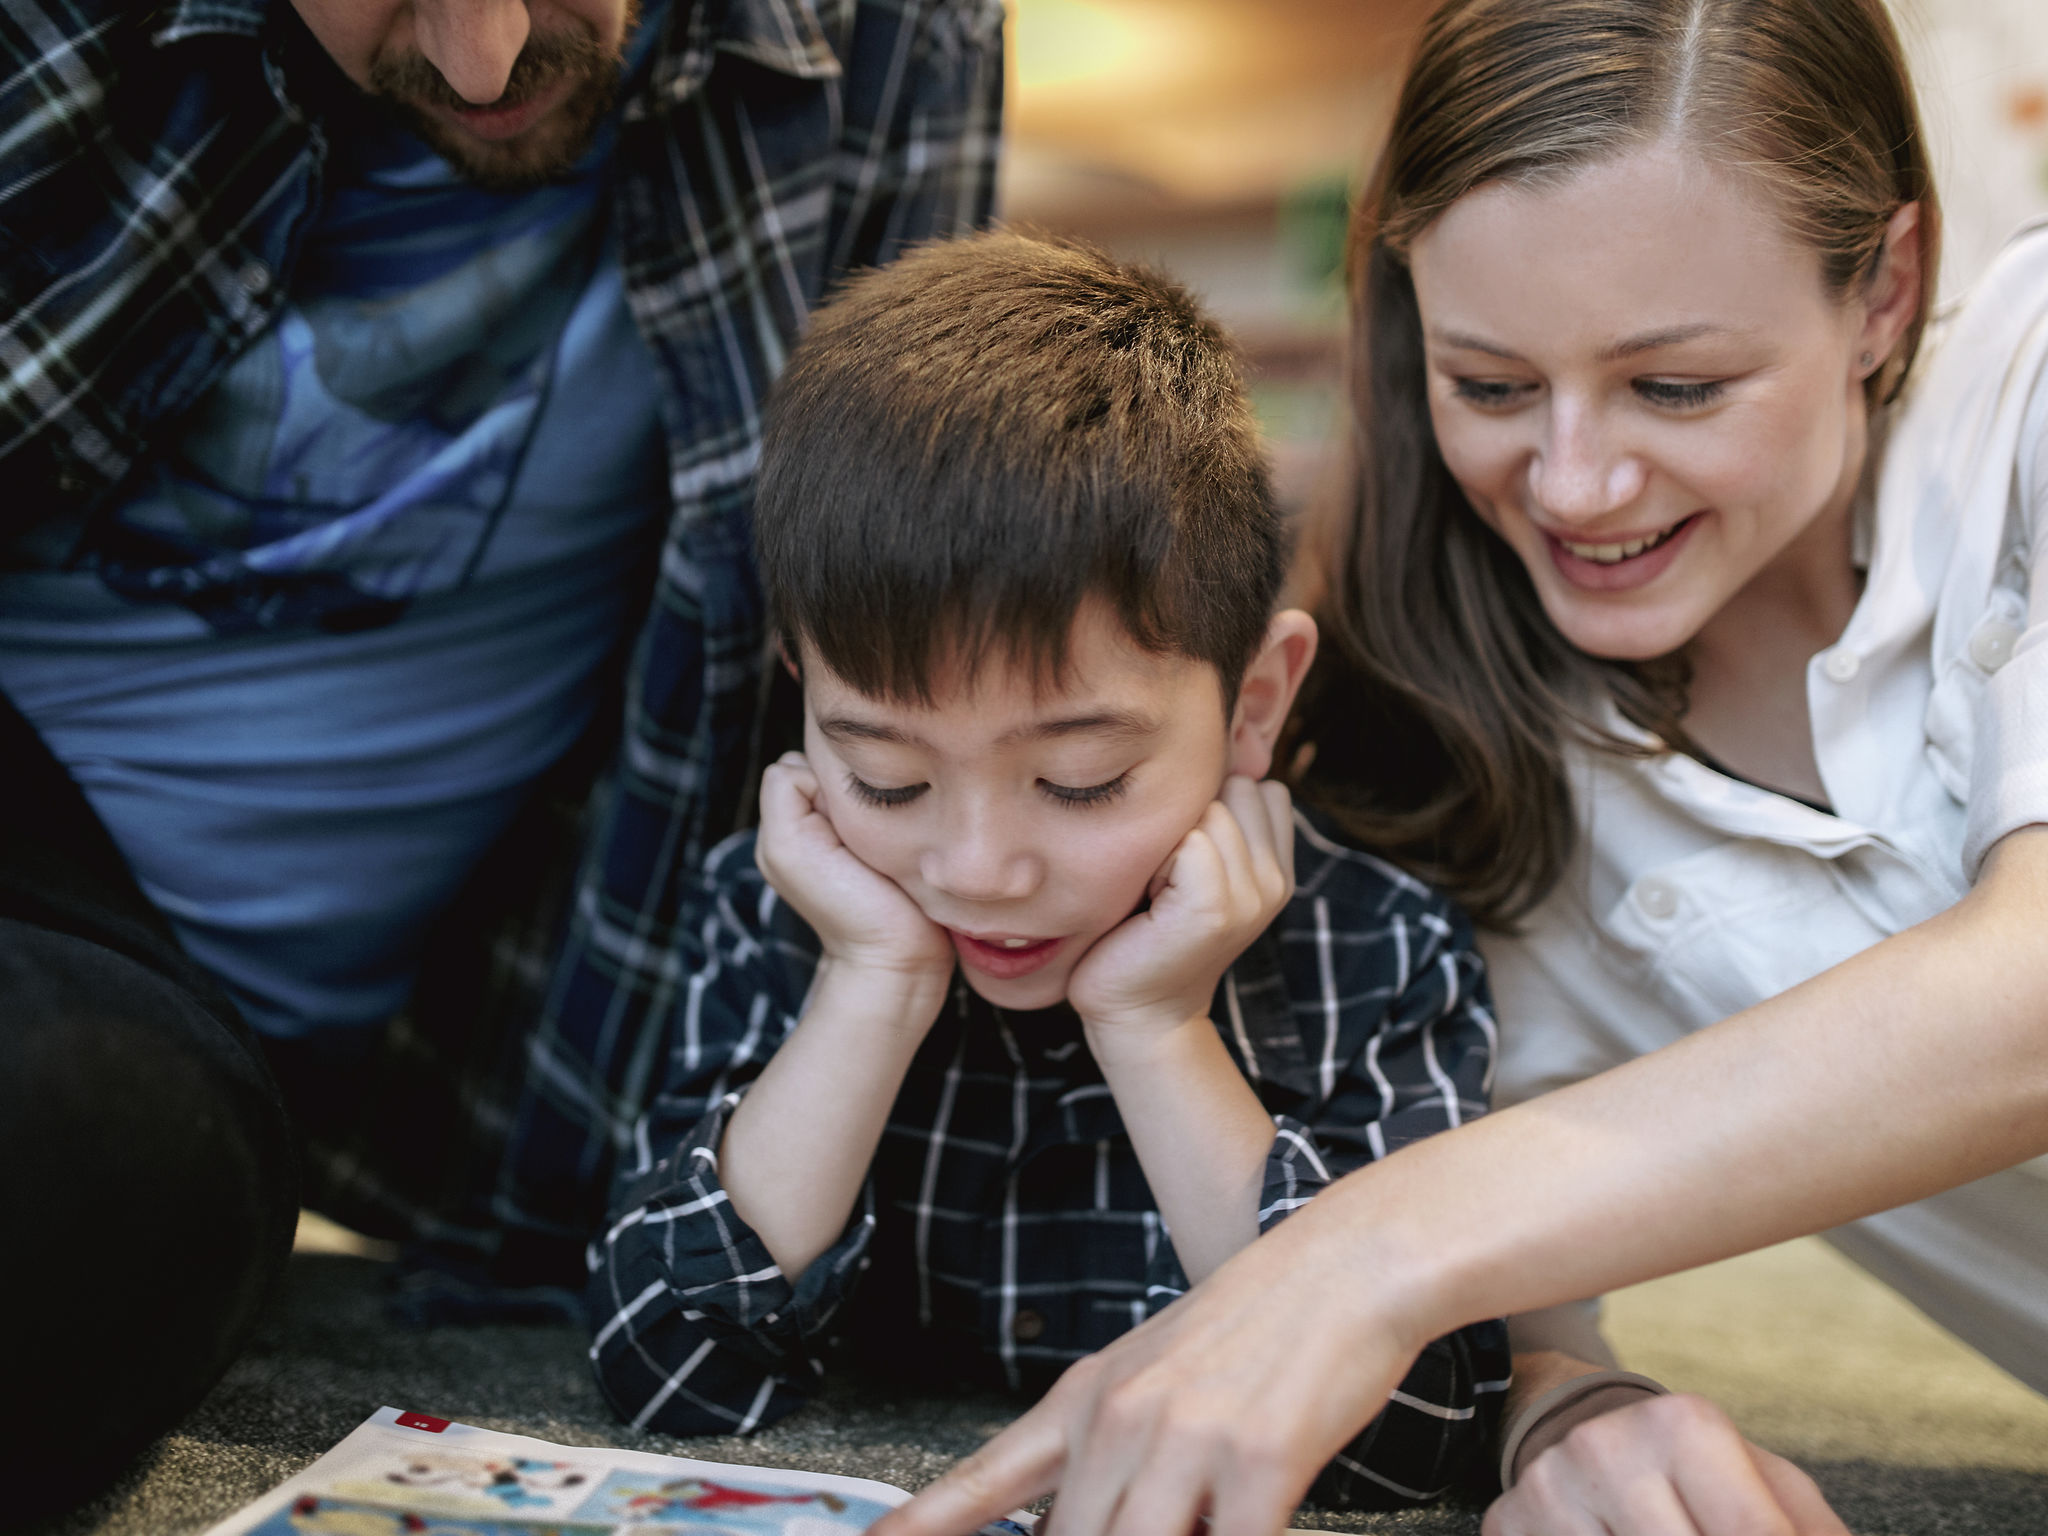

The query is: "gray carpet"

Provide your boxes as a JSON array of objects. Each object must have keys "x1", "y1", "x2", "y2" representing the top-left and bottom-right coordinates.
[{"x1": 31, "y1": 1237, "x2": 2048, "y2": 1536}]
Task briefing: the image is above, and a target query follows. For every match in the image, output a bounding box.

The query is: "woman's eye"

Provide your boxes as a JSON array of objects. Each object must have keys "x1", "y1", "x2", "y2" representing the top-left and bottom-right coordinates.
[
  {"x1": 1040, "y1": 772, "x2": 1131, "y2": 808},
  {"x1": 1449, "y1": 376, "x2": 1533, "y2": 409},
  {"x1": 846, "y1": 773, "x2": 926, "y2": 808},
  {"x1": 1634, "y1": 378, "x2": 1725, "y2": 409}
]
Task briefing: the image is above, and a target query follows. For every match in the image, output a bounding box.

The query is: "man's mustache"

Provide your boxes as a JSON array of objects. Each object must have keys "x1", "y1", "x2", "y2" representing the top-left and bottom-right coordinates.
[{"x1": 367, "y1": 26, "x2": 618, "y2": 113}]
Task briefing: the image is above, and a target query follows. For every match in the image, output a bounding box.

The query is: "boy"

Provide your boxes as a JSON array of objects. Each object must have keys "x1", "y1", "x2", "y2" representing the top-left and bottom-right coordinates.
[{"x1": 586, "y1": 234, "x2": 1507, "y2": 1508}]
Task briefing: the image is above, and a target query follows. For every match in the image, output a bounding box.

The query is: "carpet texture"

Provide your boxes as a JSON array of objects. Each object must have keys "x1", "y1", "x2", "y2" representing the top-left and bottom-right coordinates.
[{"x1": 27, "y1": 1234, "x2": 2048, "y2": 1536}]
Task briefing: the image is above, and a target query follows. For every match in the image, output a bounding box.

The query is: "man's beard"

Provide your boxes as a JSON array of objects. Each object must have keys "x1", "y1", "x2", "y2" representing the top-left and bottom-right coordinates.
[{"x1": 367, "y1": 9, "x2": 634, "y2": 192}]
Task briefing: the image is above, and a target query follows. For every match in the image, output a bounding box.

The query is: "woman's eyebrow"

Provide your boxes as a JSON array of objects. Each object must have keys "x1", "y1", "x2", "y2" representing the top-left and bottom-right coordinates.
[
  {"x1": 1597, "y1": 322, "x2": 1723, "y2": 361},
  {"x1": 1428, "y1": 328, "x2": 1523, "y2": 360},
  {"x1": 1428, "y1": 322, "x2": 1729, "y2": 363}
]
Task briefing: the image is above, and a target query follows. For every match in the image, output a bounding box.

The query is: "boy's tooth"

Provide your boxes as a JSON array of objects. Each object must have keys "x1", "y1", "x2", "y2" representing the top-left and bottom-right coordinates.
[{"x1": 999, "y1": 937, "x2": 1032, "y2": 949}]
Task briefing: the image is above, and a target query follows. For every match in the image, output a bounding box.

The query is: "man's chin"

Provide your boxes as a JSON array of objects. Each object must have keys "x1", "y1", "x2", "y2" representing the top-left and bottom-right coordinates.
[{"x1": 397, "y1": 103, "x2": 604, "y2": 191}]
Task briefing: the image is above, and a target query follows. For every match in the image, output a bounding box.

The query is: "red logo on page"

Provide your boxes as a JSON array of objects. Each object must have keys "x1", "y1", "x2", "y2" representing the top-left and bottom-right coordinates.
[{"x1": 395, "y1": 1411, "x2": 451, "y2": 1433}]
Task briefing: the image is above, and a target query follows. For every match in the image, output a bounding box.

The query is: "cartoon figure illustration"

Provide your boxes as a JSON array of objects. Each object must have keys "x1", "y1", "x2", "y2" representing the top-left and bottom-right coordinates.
[
  {"x1": 288, "y1": 1495, "x2": 427, "y2": 1536},
  {"x1": 613, "y1": 1478, "x2": 848, "y2": 1521},
  {"x1": 382, "y1": 1451, "x2": 591, "y2": 1510},
  {"x1": 281, "y1": 1492, "x2": 608, "y2": 1536}
]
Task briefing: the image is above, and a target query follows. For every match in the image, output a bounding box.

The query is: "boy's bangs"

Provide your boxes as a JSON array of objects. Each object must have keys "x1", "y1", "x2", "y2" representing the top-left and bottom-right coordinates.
[{"x1": 754, "y1": 232, "x2": 1283, "y2": 711}]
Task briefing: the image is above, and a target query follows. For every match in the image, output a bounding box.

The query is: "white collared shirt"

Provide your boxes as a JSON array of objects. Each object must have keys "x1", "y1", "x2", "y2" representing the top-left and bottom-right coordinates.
[{"x1": 1485, "y1": 219, "x2": 2048, "y2": 1393}]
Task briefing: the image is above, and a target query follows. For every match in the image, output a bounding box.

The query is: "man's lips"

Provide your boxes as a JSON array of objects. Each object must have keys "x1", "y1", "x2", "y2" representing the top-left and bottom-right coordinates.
[
  {"x1": 948, "y1": 930, "x2": 1064, "y2": 981},
  {"x1": 425, "y1": 76, "x2": 575, "y2": 141}
]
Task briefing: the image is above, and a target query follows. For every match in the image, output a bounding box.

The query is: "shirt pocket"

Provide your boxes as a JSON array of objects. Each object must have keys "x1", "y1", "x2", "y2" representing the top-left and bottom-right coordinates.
[{"x1": 1605, "y1": 839, "x2": 1895, "y2": 1027}]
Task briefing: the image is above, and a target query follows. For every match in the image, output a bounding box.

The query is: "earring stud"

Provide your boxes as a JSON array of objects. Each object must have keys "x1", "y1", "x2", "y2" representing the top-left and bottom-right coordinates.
[{"x1": 1860, "y1": 351, "x2": 1875, "y2": 369}]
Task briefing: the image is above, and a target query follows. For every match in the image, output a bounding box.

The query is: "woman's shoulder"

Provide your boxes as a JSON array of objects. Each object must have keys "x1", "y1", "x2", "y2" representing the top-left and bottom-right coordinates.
[{"x1": 1899, "y1": 217, "x2": 2048, "y2": 426}]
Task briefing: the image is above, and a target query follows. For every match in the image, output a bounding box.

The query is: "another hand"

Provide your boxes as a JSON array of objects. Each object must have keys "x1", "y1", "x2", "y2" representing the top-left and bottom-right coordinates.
[
  {"x1": 755, "y1": 752, "x2": 954, "y2": 982},
  {"x1": 1067, "y1": 776, "x2": 1295, "y2": 1045},
  {"x1": 866, "y1": 1180, "x2": 1420, "y2": 1536},
  {"x1": 1486, "y1": 1394, "x2": 1850, "y2": 1536}
]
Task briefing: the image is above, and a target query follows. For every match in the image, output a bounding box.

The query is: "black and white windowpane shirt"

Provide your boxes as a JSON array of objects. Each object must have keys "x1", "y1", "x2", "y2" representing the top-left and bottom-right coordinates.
[{"x1": 588, "y1": 811, "x2": 1511, "y2": 1509}]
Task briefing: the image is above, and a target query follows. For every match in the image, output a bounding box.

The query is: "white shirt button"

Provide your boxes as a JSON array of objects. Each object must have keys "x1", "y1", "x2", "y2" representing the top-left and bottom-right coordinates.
[
  {"x1": 1822, "y1": 648, "x2": 1861, "y2": 683},
  {"x1": 1634, "y1": 876, "x2": 1679, "y2": 920},
  {"x1": 1969, "y1": 617, "x2": 2022, "y2": 673}
]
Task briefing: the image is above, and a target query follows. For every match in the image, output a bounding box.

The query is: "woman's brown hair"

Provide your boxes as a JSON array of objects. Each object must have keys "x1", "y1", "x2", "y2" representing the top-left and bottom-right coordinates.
[{"x1": 1291, "y1": 0, "x2": 1941, "y2": 927}]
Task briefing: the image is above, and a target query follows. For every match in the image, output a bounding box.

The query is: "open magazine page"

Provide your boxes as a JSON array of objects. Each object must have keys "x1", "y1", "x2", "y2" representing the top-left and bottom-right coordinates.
[{"x1": 201, "y1": 1407, "x2": 1038, "y2": 1536}]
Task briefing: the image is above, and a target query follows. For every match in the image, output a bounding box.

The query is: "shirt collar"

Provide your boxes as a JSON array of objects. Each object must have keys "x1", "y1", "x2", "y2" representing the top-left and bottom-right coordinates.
[
  {"x1": 643, "y1": 0, "x2": 844, "y2": 113},
  {"x1": 150, "y1": 0, "x2": 269, "y2": 46}
]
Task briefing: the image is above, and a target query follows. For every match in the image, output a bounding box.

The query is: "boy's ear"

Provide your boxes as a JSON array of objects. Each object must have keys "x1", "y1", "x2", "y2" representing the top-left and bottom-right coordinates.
[
  {"x1": 1226, "y1": 609, "x2": 1318, "y2": 780},
  {"x1": 777, "y1": 636, "x2": 802, "y2": 682}
]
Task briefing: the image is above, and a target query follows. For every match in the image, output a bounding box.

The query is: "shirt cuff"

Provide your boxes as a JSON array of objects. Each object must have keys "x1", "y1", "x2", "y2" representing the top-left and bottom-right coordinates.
[
  {"x1": 1497, "y1": 1369, "x2": 1668, "y2": 1490},
  {"x1": 604, "y1": 1090, "x2": 876, "y2": 1353}
]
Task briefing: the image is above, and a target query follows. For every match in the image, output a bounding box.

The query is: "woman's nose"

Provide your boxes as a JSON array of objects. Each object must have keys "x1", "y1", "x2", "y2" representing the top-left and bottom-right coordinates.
[
  {"x1": 1528, "y1": 402, "x2": 1648, "y2": 526},
  {"x1": 412, "y1": 0, "x2": 531, "y2": 103}
]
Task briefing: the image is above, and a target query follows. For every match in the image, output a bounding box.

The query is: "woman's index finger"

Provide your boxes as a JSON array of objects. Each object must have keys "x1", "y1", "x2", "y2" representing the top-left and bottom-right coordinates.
[{"x1": 869, "y1": 1411, "x2": 1066, "y2": 1536}]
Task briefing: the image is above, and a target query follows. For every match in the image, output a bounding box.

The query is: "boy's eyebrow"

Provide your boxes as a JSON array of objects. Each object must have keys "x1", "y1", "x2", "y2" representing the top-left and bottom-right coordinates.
[
  {"x1": 814, "y1": 709, "x2": 1160, "y2": 750},
  {"x1": 816, "y1": 717, "x2": 928, "y2": 748},
  {"x1": 999, "y1": 709, "x2": 1159, "y2": 746}
]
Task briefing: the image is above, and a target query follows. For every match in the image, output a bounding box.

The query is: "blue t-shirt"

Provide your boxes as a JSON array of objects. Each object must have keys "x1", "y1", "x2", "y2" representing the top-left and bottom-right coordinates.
[{"x1": 0, "y1": 26, "x2": 668, "y2": 1038}]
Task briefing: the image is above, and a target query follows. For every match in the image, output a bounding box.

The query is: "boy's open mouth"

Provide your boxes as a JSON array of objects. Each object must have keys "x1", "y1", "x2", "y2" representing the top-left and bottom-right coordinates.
[{"x1": 949, "y1": 930, "x2": 1063, "y2": 981}]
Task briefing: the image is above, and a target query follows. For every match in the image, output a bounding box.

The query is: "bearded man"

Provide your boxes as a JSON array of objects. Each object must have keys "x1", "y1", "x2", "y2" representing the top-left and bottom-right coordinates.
[{"x1": 0, "y1": 0, "x2": 998, "y2": 1512}]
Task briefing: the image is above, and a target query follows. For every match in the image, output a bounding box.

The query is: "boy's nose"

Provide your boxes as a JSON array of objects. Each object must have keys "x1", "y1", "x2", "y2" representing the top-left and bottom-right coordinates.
[{"x1": 921, "y1": 815, "x2": 1039, "y2": 905}]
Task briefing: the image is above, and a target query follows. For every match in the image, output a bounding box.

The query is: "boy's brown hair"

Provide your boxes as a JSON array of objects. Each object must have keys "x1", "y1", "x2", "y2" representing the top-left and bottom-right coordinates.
[{"x1": 755, "y1": 231, "x2": 1282, "y2": 706}]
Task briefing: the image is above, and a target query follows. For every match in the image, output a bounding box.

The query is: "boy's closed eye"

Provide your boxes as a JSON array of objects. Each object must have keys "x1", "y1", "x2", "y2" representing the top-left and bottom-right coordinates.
[{"x1": 842, "y1": 770, "x2": 1134, "y2": 810}]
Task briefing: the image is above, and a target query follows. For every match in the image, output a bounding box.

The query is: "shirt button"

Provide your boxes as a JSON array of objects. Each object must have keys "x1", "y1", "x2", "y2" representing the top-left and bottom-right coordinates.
[
  {"x1": 1822, "y1": 648, "x2": 1861, "y2": 683},
  {"x1": 1970, "y1": 618, "x2": 2022, "y2": 673},
  {"x1": 1010, "y1": 1309, "x2": 1046, "y2": 1342},
  {"x1": 238, "y1": 261, "x2": 273, "y2": 297},
  {"x1": 1634, "y1": 877, "x2": 1679, "y2": 920}
]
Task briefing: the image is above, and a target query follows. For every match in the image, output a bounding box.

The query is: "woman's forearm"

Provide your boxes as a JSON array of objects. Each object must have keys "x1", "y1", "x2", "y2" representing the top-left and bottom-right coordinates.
[{"x1": 1323, "y1": 824, "x2": 2048, "y2": 1344}]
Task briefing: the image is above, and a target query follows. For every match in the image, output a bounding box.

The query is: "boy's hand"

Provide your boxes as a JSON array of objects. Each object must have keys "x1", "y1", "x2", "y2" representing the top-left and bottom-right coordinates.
[
  {"x1": 1068, "y1": 776, "x2": 1295, "y2": 1044},
  {"x1": 756, "y1": 752, "x2": 955, "y2": 985}
]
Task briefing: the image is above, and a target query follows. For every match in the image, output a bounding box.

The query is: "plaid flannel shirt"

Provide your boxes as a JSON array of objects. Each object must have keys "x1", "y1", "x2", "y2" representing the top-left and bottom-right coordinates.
[
  {"x1": 1, "y1": 0, "x2": 1001, "y2": 1297},
  {"x1": 586, "y1": 813, "x2": 1511, "y2": 1508}
]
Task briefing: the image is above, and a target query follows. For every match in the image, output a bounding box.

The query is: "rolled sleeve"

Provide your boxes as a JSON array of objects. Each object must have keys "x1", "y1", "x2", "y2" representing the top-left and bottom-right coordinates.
[
  {"x1": 585, "y1": 834, "x2": 876, "y2": 1436},
  {"x1": 588, "y1": 1086, "x2": 876, "y2": 1434}
]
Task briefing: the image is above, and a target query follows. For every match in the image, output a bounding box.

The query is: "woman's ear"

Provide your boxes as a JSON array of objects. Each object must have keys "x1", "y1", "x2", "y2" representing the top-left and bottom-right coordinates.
[
  {"x1": 1857, "y1": 201, "x2": 1923, "y2": 384},
  {"x1": 1226, "y1": 609, "x2": 1319, "y2": 780}
]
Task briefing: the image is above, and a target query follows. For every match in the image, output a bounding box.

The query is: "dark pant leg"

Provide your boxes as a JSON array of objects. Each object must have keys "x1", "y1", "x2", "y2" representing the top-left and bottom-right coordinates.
[{"x1": 0, "y1": 689, "x2": 298, "y2": 1517}]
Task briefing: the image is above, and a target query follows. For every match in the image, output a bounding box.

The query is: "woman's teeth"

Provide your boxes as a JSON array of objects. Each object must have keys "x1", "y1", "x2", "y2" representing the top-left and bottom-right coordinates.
[
  {"x1": 1558, "y1": 521, "x2": 1684, "y2": 565},
  {"x1": 997, "y1": 938, "x2": 1035, "y2": 949}
]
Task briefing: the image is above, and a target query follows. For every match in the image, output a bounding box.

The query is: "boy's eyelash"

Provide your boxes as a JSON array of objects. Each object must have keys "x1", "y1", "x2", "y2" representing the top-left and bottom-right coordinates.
[
  {"x1": 1040, "y1": 772, "x2": 1131, "y2": 808},
  {"x1": 845, "y1": 773, "x2": 926, "y2": 808},
  {"x1": 1634, "y1": 378, "x2": 1725, "y2": 409}
]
